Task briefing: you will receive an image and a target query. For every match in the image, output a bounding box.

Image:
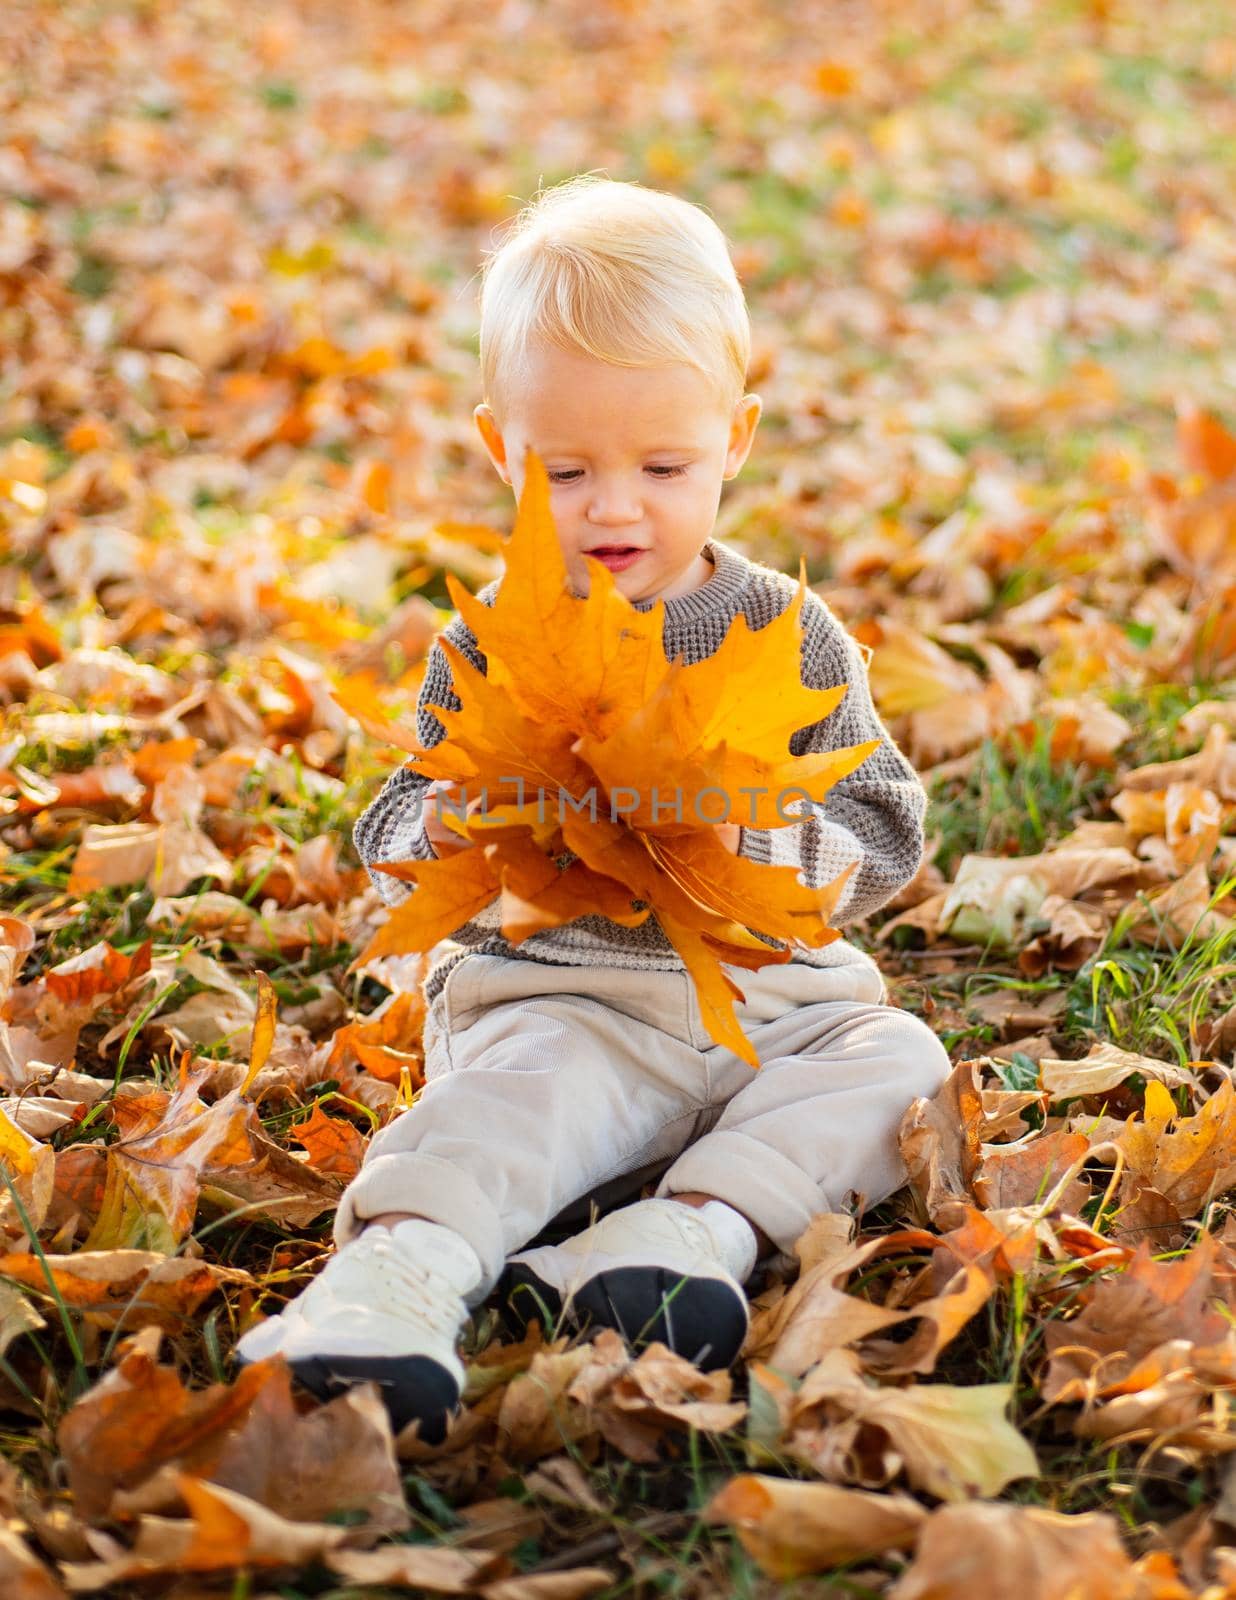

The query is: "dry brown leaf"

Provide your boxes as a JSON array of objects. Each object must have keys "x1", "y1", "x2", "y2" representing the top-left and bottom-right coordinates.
[
  {"x1": 115, "y1": 1378, "x2": 410, "y2": 1537},
  {"x1": 788, "y1": 1349, "x2": 1039, "y2": 1501},
  {"x1": 240, "y1": 972, "x2": 278, "y2": 1094},
  {"x1": 1067, "y1": 1374, "x2": 1195, "y2": 1444},
  {"x1": 58, "y1": 1474, "x2": 349, "y2": 1590},
  {"x1": 861, "y1": 621, "x2": 984, "y2": 718},
  {"x1": 199, "y1": 1125, "x2": 344, "y2": 1228},
  {"x1": 495, "y1": 1342, "x2": 601, "y2": 1466},
  {"x1": 979, "y1": 1086, "x2": 1049, "y2": 1137},
  {"x1": 67, "y1": 820, "x2": 233, "y2": 898},
  {"x1": 59, "y1": 1340, "x2": 406, "y2": 1535},
  {"x1": 896, "y1": 1058, "x2": 985, "y2": 1227},
  {"x1": 754, "y1": 1253, "x2": 906, "y2": 1378},
  {"x1": 1127, "y1": 862, "x2": 1235, "y2": 949},
  {"x1": 479, "y1": 1570, "x2": 615, "y2": 1600},
  {"x1": 1112, "y1": 1078, "x2": 1236, "y2": 1243},
  {"x1": 1042, "y1": 1232, "x2": 1232, "y2": 1404},
  {"x1": 83, "y1": 1062, "x2": 256, "y2": 1251},
  {"x1": 0, "y1": 918, "x2": 37, "y2": 1005},
  {"x1": 1069, "y1": 1355, "x2": 1236, "y2": 1447},
  {"x1": 1025, "y1": 697, "x2": 1132, "y2": 766},
  {"x1": 888, "y1": 1499, "x2": 1142, "y2": 1600},
  {"x1": 858, "y1": 1262, "x2": 996, "y2": 1378},
  {"x1": 1038, "y1": 1041, "x2": 1201, "y2": 1102},
  {"x1": 55, "y1": 1329, "x2": 246, "y2": 1517},
  {"x1": 0, "y1": 1107, "x2": 55, "y2": 1240},
  {"x1": 0, "y1": 1250, "x2": 235, "y2": 1331},
  {"x1": 876, "y1": 889, "x2": 951, "y2": 947},
  {"x1": 145, "y1": 891, "x2": 260, "y2": 945},
  {"x1": 41, "y1": 941, "x2": 152, "y2": 1020},
  {"x1": 934, "y1": 1205, "x2": 1047, "y2": 1283},
  {"x1": 0, "y1": 1527, "x2": 67, "y2": 1600},
  {"x1": 453, "y1": 1497, "x2": 545, "y2": 1553},
  {"x1": 326, "y1": 1544, "x2": 507, "y2": 1592},
  {"x1": 1119, "y1": 721, "x2": 1231, "y2": 794},
  {"x1": 743, "y1": 1223, "x2": 974, "y2": 1380},
  {"x1": 704, "y1": 1473, "x2": 925, "y2": 1578},
  {"x1": 1018, "y1": 893, "x2": 1109, "y2": 976},
  {"x1": 973, "y1": 1128, "x2": 1092, "y2": 1212},
  {"x1": 0, "y1": 1278, "x2": 45, "y2": 1358},
  {"x1": 521, "y1": 1455, "x2": 610, "y2": 1516},
  {"x1": 569, "y1": 1333, "x2": 746, "y2": 1461},
  {"x1": 1181, "y1": 701, "x2": 1236, "y2": 743},
  {"x1": 286, "y1": 1102, "x2": 365, "y2": 1179},
  {"x1": 327, "y1": 989, "x2": 427, "y2": 1084},
  {"x1": 940, "y1": 846, "x2": 1163, "y2": 952},
  {"x1": 45, "y1": 1145, "x2": 107, "y2": 1238},
  {"x1": 966, "y1": 988, "x2": 1068, "y2": 1037}
]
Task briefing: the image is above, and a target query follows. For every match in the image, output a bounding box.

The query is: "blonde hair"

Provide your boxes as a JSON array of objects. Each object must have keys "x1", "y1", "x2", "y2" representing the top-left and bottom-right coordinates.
[{"x1": 477, "y1": 174, "x2": 751, "y2": 425}]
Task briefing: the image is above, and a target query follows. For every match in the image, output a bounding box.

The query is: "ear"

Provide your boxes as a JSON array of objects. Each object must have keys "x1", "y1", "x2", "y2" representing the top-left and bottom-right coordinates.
[
  {"x1": 723, "y1": 395, "x2": 762, "y2": 480},
  {"x1": 474, "y1": 404, "x2": 511, "y2": 484}
]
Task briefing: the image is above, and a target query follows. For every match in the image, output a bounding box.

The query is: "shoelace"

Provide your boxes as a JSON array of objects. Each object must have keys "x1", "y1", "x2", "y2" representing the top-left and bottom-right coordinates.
[{"x1": 309, "y1": 1230, "x2": 467, "y2": 1345}]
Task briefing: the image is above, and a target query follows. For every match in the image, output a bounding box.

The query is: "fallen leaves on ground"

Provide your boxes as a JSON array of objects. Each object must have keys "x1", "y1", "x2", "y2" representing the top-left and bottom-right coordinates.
[{"x1": 1, "y1": 0, "x2": 1236, "y2": 1592}]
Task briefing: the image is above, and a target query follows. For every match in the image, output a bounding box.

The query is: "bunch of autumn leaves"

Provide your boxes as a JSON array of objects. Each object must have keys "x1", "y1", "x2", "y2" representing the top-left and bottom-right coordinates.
[{"x1": 362, "y1": 450, "x2": 876, "y2": 1066}]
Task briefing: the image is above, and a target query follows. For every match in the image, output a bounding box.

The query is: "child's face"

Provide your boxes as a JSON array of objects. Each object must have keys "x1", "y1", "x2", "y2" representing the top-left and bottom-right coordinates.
[{"x1": 475, "y1": 342, "x2": 761, "y2": 605}]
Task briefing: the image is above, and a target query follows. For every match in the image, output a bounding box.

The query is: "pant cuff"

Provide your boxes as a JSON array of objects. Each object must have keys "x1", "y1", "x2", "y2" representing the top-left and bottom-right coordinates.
[
  {"x1": 654, "y1": 1129, "x2": 842, "y2": 1256},
  {"x1": 332, "y1": 1151, "x2": 507, "y2": 1301}
]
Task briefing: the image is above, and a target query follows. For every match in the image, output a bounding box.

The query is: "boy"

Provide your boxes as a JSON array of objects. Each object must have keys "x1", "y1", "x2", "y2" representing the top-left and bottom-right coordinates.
[{"x1": 236, "y1": 176, "x2": 951, "y2": 1440}]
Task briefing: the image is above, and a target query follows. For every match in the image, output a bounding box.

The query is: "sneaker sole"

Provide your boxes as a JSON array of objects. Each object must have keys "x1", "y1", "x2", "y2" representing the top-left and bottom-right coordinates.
[
  {"x1": 503, "y1": 1261, "x2": 747, "y2": 1369},
  {"x1": 240, "y1": 1351, "x2": 460, "y2": 1444}
]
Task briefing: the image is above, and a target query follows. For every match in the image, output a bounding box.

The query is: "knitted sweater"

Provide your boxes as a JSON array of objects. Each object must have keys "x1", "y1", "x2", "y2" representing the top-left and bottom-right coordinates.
[{"x1": 353, "y1": 537, "x2": 926, "y2": 1006}]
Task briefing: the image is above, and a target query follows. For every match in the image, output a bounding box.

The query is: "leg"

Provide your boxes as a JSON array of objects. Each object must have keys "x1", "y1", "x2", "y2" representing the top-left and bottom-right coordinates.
[
  {"x1": 500, "y1": 963, "x2": 946, "y2": 1368},
  {"x1": 238, "y1": 957, "x2": 709, "y2": 1436},
  {"x1": 655, "y1": 1000, "x2": 951, "y2": 1255},
  {"x1": 334, "y1": 956, "x2": 711, "y2": 1299}
]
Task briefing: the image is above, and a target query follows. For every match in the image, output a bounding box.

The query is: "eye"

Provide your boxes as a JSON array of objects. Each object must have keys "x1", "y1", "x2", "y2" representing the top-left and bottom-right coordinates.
[{"x1": 545, "y1": 465, "x2": 688, "y2": 483}]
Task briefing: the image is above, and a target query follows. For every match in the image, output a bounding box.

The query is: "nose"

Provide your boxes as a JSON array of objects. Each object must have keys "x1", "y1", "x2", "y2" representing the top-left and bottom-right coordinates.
[{"x1": 586, "y1": 480, "x2": 643, "y2": 526}]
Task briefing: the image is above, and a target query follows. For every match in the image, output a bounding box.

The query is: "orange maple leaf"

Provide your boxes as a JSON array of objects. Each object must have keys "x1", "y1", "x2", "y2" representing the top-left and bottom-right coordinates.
[
  {"x1": 359, "y1": 448, "x2": 878, "y2": 1067},
  {"x1": 287, "y1": 1102, "x2": 365, "y2": 1180}
]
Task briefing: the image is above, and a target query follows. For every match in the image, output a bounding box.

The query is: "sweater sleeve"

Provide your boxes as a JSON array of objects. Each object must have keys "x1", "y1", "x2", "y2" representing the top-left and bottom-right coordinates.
[
  {"x1": 735, "y1": 590, "x2": 926, "y2": 923},
  {"x1": 351, "y1": 598, "x2": 492, "y2": 908}
]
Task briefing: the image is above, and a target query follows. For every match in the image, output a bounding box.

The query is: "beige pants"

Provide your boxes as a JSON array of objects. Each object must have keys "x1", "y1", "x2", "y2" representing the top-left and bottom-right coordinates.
[{"x1": 334, "y1": 944, "x2": 951, "y2": 1299}]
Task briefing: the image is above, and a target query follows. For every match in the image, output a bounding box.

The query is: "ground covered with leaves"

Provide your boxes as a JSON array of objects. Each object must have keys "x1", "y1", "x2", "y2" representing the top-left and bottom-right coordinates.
[{"x1": 3, "y1": 0, "x2": 1236, "y2": 1594}]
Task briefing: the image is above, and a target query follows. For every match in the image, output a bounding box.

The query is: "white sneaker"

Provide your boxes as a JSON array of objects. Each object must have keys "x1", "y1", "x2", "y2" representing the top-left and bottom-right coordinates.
[
  {"x1": 235, "y1": 1218, "x2": 482, "y2": 1441},
  {"x1": 503, "y1": 1198, "x2": 753, "y2": 1369}
]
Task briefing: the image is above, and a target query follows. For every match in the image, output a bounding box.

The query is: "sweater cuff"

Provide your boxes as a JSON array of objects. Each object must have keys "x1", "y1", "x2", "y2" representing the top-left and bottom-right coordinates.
[
  {"x1": 368, "y1": 806, "x2": 436, "y2": 906},
  {"x1": 739, "y1": 814, "x2": 864, "y2": 919},
  {"x1": 737, "y1": 824, "x2": 772, "y2": 866}
]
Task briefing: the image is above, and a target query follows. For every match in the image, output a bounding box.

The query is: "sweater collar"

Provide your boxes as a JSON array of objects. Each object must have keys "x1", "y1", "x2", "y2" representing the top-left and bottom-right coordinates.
[{"x1": 630, "y1": 538, "x2": 752, "y2": 627}]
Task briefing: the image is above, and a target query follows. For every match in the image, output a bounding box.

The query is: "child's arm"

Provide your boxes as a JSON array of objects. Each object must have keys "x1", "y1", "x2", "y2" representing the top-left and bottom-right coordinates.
[
  {"x1": 352, "y1": 607, "x2": 490, "y2": 907},
  {"x1": 734, "y1": 592, "x2": 926, "y2": 923}
]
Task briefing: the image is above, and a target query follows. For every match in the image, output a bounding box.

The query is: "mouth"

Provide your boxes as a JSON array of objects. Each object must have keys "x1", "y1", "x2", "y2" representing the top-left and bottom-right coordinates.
[{"x1": 585, "y1": 546, "x2": 647, "y2": 572}]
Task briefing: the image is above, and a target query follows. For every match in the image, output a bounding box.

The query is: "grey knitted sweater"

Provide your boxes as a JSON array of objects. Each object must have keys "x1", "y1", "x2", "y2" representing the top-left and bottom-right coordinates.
[{"x1": 353, "y1": 537, "x2": 926, "y2": 1006}]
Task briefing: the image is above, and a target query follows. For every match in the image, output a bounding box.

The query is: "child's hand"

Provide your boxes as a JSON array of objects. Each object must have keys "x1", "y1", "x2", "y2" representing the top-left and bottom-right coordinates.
[
  {"x1": 716, "y1": 822, "x2": 741, "y2": 855},
  {"x1": 422, "y1": 779, "x2": 486, "y2": 857}
]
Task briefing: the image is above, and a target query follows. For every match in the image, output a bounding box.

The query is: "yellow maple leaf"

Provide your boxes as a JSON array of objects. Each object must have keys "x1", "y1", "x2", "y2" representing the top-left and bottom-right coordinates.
[{"x1": 359, "y1": 447, "x2": 879, "y2": 1067}]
